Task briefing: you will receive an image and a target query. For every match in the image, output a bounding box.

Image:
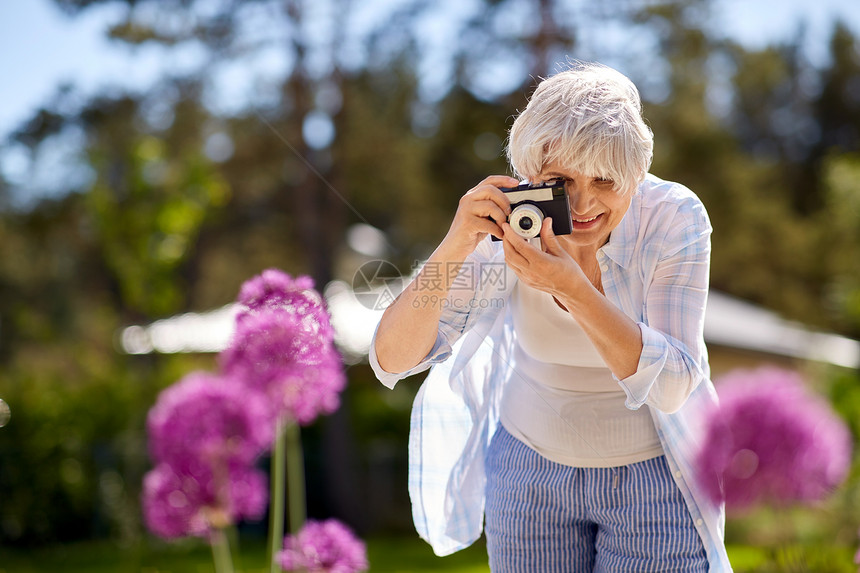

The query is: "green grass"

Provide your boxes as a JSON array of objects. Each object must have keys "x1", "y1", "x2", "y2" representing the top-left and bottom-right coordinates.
[
  {"x1": 2, "y1": 538, "x2": 853, "y2": 572},
  {"x1": 366, "y1": 537, "x2": 490, "y2": 572},
  {"x1": 0, "y1": 535, "x2": 491, "y2": 573}
]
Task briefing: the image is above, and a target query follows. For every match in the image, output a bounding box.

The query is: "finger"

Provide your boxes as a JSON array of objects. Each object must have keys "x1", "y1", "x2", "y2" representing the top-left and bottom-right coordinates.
[
  {"x1": 479, "y1": 186, "x2": 513, "y2": 216},
  {"x1": 502, "y1": 222, "x2": 540, "y2": 255},
  {"x1": 466, "y1": 177, "x2": 519, "y2": 199},
  {"x1": 470, "y1": 199, "x2": 509, "y2": 225},
  {"x1": 502, "y1": 244, "x2": 541, "y2": 289},
  {"x1": 466, "y1": 180, "x2": 516, "y2": 213},
  {"x1": 480, "y1": 175, "x2": 521, "y2": 190},
  {"x1": 540, "y1": 217, "x2": 562, "y2": 254},
  {"x1": 503, "y1": 245, "x2": 528, "y2": 276},
  {"x1": 502, "y1": 222, "x2": 525, "y2": 244},
  {"x1": 501, "y1": 228, "x2": 529, "y2": 266},
  {"x1": 502, "y1": 224, "x2": 545, "y2": 271},
  {"x1": 475, "y1": 217, "x2": 505, "y2": 240},
  {"x1": 501, "y1": 222, "x2": 525, "y2": 252}
]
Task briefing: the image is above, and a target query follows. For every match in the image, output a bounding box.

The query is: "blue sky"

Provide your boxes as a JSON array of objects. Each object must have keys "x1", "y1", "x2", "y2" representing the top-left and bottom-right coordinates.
[{"x1": 0, "y1": 0, "x2": 858, "y2": 142}]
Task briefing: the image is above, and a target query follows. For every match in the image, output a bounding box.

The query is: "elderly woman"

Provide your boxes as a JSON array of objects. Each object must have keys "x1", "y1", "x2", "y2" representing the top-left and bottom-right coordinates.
[{"x1": 370, "y1": 62, "x2": 731, "y2": 572}]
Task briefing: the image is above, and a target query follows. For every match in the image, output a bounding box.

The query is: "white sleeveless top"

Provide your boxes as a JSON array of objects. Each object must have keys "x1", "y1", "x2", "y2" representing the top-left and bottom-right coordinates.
[{"x1": 499, "y1": 281, "x2": 663, "y2": 468}]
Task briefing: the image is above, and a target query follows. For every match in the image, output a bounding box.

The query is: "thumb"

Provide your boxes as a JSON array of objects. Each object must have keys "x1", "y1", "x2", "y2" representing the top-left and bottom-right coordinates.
[{"x1": 540, "y1": 217, "x2": 561, "y2": 253}]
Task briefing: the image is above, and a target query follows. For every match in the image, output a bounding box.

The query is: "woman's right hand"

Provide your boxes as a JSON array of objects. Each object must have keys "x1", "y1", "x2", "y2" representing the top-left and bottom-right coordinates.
[
  {"x1": 374, "y1": 176, "x2": 519, "y2": 375},
  {"x1": 441, "y1": 175, "x2": 520, "y2": 257}
]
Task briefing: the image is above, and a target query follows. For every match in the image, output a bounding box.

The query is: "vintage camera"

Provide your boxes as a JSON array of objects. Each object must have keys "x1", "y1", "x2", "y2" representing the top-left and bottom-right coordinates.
[{"x1": 491, "y1": 179, "x2": 572, "y2": 241}]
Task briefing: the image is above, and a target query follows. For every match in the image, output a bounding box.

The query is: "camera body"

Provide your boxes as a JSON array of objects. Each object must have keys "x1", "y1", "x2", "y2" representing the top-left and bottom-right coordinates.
[{"x1": 491, "y1": 179, "x2": 572, "y2": 241}]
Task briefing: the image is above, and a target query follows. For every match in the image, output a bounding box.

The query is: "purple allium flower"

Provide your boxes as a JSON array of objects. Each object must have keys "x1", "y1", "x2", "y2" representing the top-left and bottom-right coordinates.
[
  {"x1": 220, "y1": 309, "x2": 346, "y2": 426},
  {"x1": 277, "y1": 519, "x2": 369, "y2": 573},
  {"x1": 147, "y1": 371, "x2": 273, "y2": 473},
  {"x1": 142, "y1": 464, "x2": 210, "y2": 539},
  {"x1": 142, "y1": 462, "x2": 268, "y2": 539},
  {"x1": 237, "y1": 269, "x2": 334, "y2": 342},
  {"x1": 238, "y1": 269, "x2": 314, "y2": 310},
  {"x1": 695, "y1": 367, "x2": 851, "y2": 510}
]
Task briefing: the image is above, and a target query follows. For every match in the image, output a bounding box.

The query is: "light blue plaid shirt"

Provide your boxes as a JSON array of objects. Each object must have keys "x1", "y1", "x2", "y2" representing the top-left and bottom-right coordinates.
[{"x1": 370, "y1": 174, "x2": 732, "y2": 572}]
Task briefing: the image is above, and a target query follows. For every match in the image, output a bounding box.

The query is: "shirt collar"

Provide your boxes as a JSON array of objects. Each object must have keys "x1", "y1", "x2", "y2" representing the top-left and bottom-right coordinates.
[{"x1": 598, "y1": 189, "x2": 640, "y2": 269}]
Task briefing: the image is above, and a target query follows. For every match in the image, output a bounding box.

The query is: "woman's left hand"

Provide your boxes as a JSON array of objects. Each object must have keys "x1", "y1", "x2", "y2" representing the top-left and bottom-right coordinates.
[{"x1": 501, "y1": 218, "x2": 591, "y2": 299}]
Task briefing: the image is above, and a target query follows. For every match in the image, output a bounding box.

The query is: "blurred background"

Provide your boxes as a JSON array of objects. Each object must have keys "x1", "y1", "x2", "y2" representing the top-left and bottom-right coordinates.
[{"x1": 1, "y1": 0, "x2": 860, "y2": 571}]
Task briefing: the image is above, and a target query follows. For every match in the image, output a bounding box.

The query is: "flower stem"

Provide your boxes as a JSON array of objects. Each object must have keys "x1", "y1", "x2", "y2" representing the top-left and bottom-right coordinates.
[
  {"x1": 268, "y1": 418, "x2": 307, "y2": 573},
  {"x1": 284, "y1": 420, "x2": 306, "y2": 534},
  {"x1": 211, "y1": 527, "x2": 235, "y2": 573},
  {"x1": 269, "y1": 417, "x2": 287, "y2": 573}
]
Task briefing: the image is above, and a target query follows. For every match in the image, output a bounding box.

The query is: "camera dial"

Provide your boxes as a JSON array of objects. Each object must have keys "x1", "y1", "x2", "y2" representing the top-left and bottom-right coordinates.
[{"x1": 509, "y1": 203, "x2": 544, "y2": 239}]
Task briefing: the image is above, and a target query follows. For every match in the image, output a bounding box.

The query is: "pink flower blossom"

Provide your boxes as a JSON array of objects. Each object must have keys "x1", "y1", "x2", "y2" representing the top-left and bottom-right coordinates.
[
  {"x1": 220, "y1": 308, "x2": 345, "y2": 426},
  {"x1": 147, "y1": 371, "x2": 273, "y2": 474},
  {"x1": 143, "y1": 371, "x2": 271, "y2": 540},
  {"x1": 238, "y1": 269, "x2": 314, "y2": 310},
  {"x1": 696, "y1": 367, "x2": 851, "y2": 510},
  {"x1": 237, "y1": 269, "x2": 334, "y2": 343},
  {"x1": 277, "y1": 519, "x2": 369, "y2": 573},
  {"x1": 142, "y1": 462, "x2": 267, "y2": 539}
]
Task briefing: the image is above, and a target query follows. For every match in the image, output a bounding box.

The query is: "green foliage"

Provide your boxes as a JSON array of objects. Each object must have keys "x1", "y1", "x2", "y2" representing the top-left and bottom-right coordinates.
[
  {"x1": 86, "y1": 134, "x2": 229, "y2": 317},
  {"x1": 754, "y1": 545, "x2": 857, "y2": 573},
  {"x1": 820, "y1": 153, "x2": 860, "y2": 334},
  {"x1": 0, "y1": 348, "x2": 198, "y2": 545},
  {"x1": 0, "y1": 535, "x2": 492, "y2": 572}
]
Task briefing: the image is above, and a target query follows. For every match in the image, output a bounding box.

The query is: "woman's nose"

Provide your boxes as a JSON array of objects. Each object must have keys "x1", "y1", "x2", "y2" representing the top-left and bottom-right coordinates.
[{"x1": 568, "y1": 189, "x2": 595, "y2": 215}]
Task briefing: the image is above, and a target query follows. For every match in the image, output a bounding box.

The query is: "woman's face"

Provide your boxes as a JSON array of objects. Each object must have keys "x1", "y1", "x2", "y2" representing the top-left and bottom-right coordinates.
[{"x1": 535, "y1": 160, "x2": 632, "y2": 250}]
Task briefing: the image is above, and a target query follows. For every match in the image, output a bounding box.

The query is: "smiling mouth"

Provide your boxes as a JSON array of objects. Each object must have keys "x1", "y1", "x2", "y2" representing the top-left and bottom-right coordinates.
[{"x1": 573, "y1": 214, "x2": 602, "y2": 224}]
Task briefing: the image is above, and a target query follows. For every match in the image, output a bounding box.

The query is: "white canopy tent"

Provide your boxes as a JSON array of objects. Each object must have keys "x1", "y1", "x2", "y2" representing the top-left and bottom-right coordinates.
[{"x1": 119, "y1": 286, "x2": 860, "y2": 370}]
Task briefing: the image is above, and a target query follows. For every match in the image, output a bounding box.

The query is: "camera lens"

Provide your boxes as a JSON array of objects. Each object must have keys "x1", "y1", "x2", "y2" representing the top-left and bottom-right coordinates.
[{"x1": 509, "y1": 204, "x2": 543, "y2": 239}]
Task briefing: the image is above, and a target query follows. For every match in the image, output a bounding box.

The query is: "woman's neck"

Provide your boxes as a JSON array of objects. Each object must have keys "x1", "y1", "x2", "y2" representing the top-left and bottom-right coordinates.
[{"x1": 557, "y1": 235, "x2": 601, "y2": 265}]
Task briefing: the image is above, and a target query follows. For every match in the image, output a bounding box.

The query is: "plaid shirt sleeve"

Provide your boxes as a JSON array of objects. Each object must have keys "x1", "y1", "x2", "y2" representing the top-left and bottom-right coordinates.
[
  {"x1": 615, "y1": 194, "x2": 712, "y2": 413},
  {"x1": 369, "y1": 238, "x2": 504, "y2": 389}
]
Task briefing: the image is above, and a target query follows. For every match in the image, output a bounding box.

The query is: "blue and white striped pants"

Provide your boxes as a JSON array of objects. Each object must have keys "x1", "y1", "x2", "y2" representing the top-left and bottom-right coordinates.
[{"x1": 485, "y1": 425, "x2": 708, "y2": 572}]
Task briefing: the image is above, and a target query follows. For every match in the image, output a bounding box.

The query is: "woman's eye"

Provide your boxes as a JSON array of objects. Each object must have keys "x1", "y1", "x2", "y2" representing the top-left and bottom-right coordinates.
[{"x1": 538, "y1": 177, "x2": 567, "y2": 186}]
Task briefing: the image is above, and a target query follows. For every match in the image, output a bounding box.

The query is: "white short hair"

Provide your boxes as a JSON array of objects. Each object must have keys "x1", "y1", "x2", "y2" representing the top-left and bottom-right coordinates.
[{"x1": 506, "y1": 62, "x2": 654, "y2": 195}]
